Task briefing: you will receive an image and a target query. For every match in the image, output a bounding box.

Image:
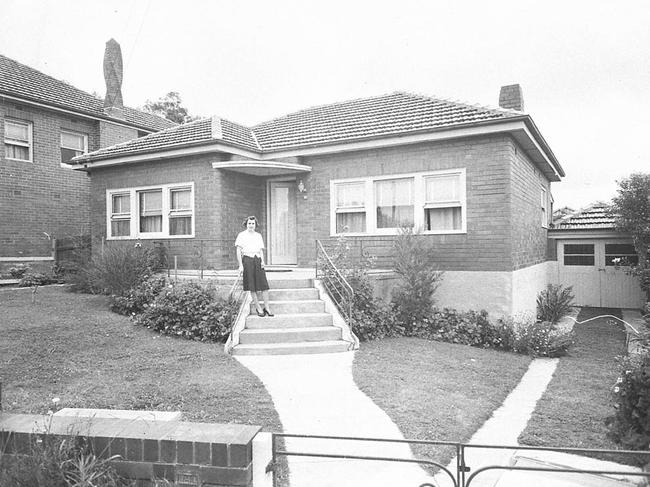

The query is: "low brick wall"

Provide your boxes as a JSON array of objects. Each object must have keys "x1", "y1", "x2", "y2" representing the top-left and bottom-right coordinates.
[{"x1": 0, "y1": 413, "x2": 260, "y2": 486}]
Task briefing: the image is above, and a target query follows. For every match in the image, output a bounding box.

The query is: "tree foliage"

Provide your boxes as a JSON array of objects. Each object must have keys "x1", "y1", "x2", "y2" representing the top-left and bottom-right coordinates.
[
  {"x1": 142, "y1": 91, "x2": 199, "y2": 124},
  {"x1": 611, "y1": 172, "x2": 650, "y2": 299}
]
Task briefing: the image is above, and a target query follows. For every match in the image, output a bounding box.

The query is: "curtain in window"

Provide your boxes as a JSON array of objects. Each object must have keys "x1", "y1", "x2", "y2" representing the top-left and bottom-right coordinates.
[
  {"x1": 375, "y1": 178, "x2": 414, "y2": 228},
  {"x1": 171, "y1": 188, "x2": 191, "y2": 210},
  {"x1": 170, "y1": 217, "x2": 192, "y2": 235},
  {"x1": 139, "y1": 191, "x2": 162, "y2": 232},
  {"x1": 111, "y1": 220, "x2": 130, "y2": 237},
  {"x1": 336, "y1": 213, "x2": 366, "y2": 233},
  {"x1": 5, "y1": 122, "x2": 29, "y2": 141},
  {"x1": 337, "y1": 183, "x2": 365, "y2": 207},
  {"x1": 5, "y1": 145, "x2": 29, "y2": 160},
  {"x1": 426, "y1": 207, "x2": 461, "y2": 231}
]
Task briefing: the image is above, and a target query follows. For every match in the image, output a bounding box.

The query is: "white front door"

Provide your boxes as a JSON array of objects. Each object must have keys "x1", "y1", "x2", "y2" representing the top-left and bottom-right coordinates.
[
  {"x1": 268, "y1": 181, "x2": 297, "y2": 265},
  {"x1": 557, "y1": 239, "x2": 645, "y2": 308}
]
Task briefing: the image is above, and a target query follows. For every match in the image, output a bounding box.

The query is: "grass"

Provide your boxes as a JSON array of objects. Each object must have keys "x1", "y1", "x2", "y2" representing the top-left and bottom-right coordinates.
[
  {"x1": 352, "y1": 337, "x2": 532, "y2": 468},
  {"x1": 0, "y1": 286, "x2": 282, "y2": 431},
  {"x1": 518, "y1": 307, "x2": 644, "y2": 464}
]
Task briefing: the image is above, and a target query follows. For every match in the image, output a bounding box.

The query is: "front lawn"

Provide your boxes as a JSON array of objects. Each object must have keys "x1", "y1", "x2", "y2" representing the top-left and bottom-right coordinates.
[
  {"x1": 518, "y1": 307, "x2": 637, "y2": 463},
  {"x1": 353, "y1": 337, "x2": 532, "y2": 467},
  {"x1": 0, "y1": 286, "x2": 282, "y2": 430}
]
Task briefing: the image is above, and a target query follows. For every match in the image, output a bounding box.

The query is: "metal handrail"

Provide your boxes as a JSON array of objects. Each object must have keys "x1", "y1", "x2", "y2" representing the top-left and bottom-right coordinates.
[{"x1": 315, "y1": 240, "x2": 354, "y2": 329}]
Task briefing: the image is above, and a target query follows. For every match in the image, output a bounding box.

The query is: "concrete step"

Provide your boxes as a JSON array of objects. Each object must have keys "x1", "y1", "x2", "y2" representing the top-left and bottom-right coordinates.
[
  {"x1": 245, "y1": 313, "x2": 333, "y2": 329},
  {"x1": 268, "y1": 288, "x2": 319, "y2": 301},
  {"x1": 267, "y1": 278, "x2": 313, "y2": 289},
  {"x1": 231, "y1": 340, "x2": 351, "y2": 356},
  {"x1": 239, "y1": 326, "x2": 342, "y2": 344},
  {"x1": 249, "y1": 300, "x2": 324, "y2": 314}
]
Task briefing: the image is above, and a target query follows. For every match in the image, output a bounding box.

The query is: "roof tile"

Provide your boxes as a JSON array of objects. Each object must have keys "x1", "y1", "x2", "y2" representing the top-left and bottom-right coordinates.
[{"x1": 553, "y1": 203, "x2": 617, "y2": 230}]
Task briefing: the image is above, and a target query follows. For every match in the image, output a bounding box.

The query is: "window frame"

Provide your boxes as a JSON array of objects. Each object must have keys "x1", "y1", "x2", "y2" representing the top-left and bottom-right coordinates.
[
  {"x1": 541, "y1": 186, "x2": 549, "y2": 228},
  {"x1": 106, "y1": 182, "x2": 195, "y2": 240},
  {"x1": 4, "y1": 119, "x2": 33, "y2": 162},
  {"x1": 330, "y1": 169, "x2": 467, "y2": 236},
  {"x1": 60, "y1": 130, "x2": 88, "y2": 164}
]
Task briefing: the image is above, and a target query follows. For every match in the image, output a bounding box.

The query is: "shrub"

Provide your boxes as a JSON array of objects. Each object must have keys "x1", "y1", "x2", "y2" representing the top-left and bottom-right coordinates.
[
  {"x1": 109, "y1": 274, "x2": 168, "y2": 316},
  {"x1": 607, "y1": 352, "x2": 650, "y2": 450},
  {"x1": 507, "y1": 314, "x2": 575, "y2": 357},
  {"x1": 68, "y1": 244, "x2": 158, "y2": 295},
  {"x1": 0, "y1": 430, "x2": 129, "y2": 487},
  {"x1": 136, "y1": 281, "x2": 238, "y2": 342},
  {"x1": 537, "y1": 284, "x2": 575, "y2": 323},
  {"x1": 391, "y1": 227, "x2": 444, "y2": 331},
  {"x1": 9, "y1": 264, "x2": 30, "y2": 278},
  {"x1": 18, "y1": 272, "x2": 57, "y2": 287}
]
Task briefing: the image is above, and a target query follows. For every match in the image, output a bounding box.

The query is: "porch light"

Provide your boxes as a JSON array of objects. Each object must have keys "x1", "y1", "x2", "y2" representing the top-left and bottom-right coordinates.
[{"x1": 298, "y1": 180, "x2": 306, "y2": 193}]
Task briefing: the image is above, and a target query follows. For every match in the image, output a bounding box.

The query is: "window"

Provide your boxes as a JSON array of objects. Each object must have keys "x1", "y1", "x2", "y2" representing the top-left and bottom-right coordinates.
[
  {"x1": 335, "y1": 182, "x2": 366, "y2": 233},
  {"x1": 375, "y1": 178, "x2": 414, "y2": 229},
  {"x1": 563, "y1": 244, "x2": 594, "y2": 266},
  {"x1": 169, "y1": 187, "x2": 193, "y2": 236},
  {"x1": 60, "y1": 131, "x2": 87, "y2": 163},
  {"x1": 330, "y1": 169, "x2": 466, "y2": 235},
  {"x1": 541, "y1": 187, "x2": 548, "y2": 227},
  {"x1": 106, "y1": 183, "x2": 194, "y2": 239},
  {"x1": 4, "y1": 119, "x2": 32, "y2": 161},
  {"x1": 605, "y1": 243, "x2": 639, "y2": 266},
  {"x1": 424, "y1": 174, "x2": 462, "y2": 231}
]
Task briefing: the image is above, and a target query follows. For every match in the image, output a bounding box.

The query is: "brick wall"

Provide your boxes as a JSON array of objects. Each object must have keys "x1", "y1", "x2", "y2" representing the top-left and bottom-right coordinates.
[
  {"x1": 0, "y1": 102, "x2": 96, "y2": 257},
  {"x1": 89, "y1": 155, "x2": 265, "y2": 269},
  {"x1": 0, "y1": 413, "x2": 258, "y2": 486},
  {"x1": 298, "y1": 134, "x2": 515, "y2": 271},
  {"x1": 507, "y1": 137, "x2": 551, "y2": 270},
  {"x1": 98, "y1": 120, "x2": 138, "y2": 147}
]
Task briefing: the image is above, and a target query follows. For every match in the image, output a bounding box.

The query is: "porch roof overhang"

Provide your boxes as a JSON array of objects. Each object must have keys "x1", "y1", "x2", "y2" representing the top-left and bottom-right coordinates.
[{"x1": 211, "y1": 159, "x2": 312, "y2": 176}]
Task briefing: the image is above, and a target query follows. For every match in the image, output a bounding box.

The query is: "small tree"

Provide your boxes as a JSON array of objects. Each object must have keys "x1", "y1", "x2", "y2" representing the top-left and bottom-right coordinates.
[
  {"x1": 611, "y1": 173, "x2": 650, "y2": 300},
  {"x1": 391, "y1": 227, "x2": 444, "y2": 331},
  {"x1": 142, "y1": 91, "x2": 199, "y2": 124}
]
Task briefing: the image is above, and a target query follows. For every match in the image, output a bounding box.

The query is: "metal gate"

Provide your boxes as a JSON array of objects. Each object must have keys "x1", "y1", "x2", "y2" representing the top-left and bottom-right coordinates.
[{"x1": 270, "y1": 433, "x2": 650, "y2": 487}]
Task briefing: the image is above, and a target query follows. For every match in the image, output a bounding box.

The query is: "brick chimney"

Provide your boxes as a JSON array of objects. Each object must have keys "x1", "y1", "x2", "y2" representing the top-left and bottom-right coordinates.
[
  {"x1": 103, "y1": 39, "x2": 125, "y2": 120},
  {"x1": 498, "y1": 84, "x2": 524, "y2": 111}
]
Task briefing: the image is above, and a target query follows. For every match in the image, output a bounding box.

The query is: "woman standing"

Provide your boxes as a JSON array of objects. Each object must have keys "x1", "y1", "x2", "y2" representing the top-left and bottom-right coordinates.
[{"x1": 235, "y1": 216, "x2": 274, "y2": 317}]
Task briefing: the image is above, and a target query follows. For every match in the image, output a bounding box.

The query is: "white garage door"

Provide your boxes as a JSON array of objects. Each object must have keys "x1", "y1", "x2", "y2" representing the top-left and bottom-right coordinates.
[{"x1": 558, "y1": 239, "x2": 645, "y2": 308}]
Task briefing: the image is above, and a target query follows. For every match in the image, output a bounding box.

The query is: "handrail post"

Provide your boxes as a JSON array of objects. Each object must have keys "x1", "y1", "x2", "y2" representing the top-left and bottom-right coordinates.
[{"x1": 315, "y1": 239, "x2": 319, "y2": 280}]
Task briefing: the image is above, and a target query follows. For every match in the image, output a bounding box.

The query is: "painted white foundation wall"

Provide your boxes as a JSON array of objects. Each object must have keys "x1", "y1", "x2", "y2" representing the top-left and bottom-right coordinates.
[{"x1": 511, "y1": 261, "x2": 556, "y2": 317}]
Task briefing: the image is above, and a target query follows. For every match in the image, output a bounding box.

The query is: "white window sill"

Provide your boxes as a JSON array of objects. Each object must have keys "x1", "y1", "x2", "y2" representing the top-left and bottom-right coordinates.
[
  {"x1": 107, "y1": 234, "x2": 195, "y2": 240},
  {"x1": 331, "y1": 230, "x2": 467, "y2": 237},
  {"x1": 4, "y1": 157, "x2": 32, "y2": 163}
]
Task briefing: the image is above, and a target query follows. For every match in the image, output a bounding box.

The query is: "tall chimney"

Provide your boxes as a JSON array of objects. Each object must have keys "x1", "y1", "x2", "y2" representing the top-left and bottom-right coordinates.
[
  {"x1": 103, "y1": 39, "x2": 125, "y2": 120},
  {"x1": 499, "y1": 84, "x2": 524, "y2": 111}
]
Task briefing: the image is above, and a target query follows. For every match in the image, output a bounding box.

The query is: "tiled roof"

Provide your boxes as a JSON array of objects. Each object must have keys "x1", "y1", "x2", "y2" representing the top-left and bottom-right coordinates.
[
  {"x1": 75, "y1": 91, "x2": 524, "y2": 161},
  {"x1": 553, "y1": 203, "x2": 616, "y2": 230},
  {"x1": 252, "y1": 91, "x2": 520, "y2": 150},
  {"x1": 0, "y1": 53, "x2": 176, "y2": 132}
]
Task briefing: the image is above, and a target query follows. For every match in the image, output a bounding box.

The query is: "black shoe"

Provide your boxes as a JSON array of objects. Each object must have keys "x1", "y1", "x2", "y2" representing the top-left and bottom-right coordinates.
[
  {"x1": 264, "y1": 309, "x2": 274, "y2": 317},
  {"x1": 256, "y1": 309, "x2": 265, "y2": 317}
]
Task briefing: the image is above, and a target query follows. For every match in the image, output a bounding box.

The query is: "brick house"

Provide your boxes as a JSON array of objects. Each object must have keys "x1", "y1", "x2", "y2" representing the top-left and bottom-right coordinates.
[
  {"x1": 0, "y1": 39, "x2": 175, "y2": 264},
  {"x1": 70, "y1": 85, "x2": 564, "y2": 316}
]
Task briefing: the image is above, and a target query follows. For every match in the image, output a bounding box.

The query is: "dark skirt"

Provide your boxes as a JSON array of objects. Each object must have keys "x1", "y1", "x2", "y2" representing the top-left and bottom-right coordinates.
[{"x1": 242, "y1": 255, "x2": 269, "y2": 292}]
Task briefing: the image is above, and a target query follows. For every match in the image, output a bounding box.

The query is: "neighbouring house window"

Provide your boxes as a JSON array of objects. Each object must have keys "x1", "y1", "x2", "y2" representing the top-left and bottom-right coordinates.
[
  {"x1": 106, "y1": 183, "x2": 194, "y2": 239},
  {"x1": 110, "y1": 193, "x2": 131, "y2": 237},
  {"x1": 330, "y1": 169, "x2": 466, "y2": 235},
  {"x1": 139, "y1": 190, "x2": 163, "y2": 233},
  {"x1": 541, "y1": 187, "x2": 548, "y2": 227},
  {"x1": 605, "y1": 243, "x2": 639, "y2": 266},
  {"x1": 335, "y1": 182, "x2": 366, "y2": 233},
  {"x1": 60, "y1": 130, "x2": 88, "y2": 163},
  {"x1": 169, "y1": 187, "x2": 192, "y2": 236},
  {"x1": 4, "y1": 119, "x2": 32, "y2": 161},
  {"x1": 424, "y1": 174, "x2": 462, "y2": 231},
  {"x1": 563, "y1": 243, "x2": 594, "y2": 266},
  {"x1": 375, "y1": 177, "x2": 414, "y2": 228}
]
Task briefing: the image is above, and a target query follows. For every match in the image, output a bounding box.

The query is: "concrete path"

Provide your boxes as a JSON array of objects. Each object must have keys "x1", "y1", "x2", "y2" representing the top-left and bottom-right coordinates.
[{"x1": 236, "y1": 352, "x2": 438, "y2": 487}]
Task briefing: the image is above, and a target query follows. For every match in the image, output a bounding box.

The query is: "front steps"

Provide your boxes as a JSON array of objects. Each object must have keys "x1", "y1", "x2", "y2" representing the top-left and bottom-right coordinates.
[{"x1": 230, "y1": 278, "x2": 352, "y2": 356}]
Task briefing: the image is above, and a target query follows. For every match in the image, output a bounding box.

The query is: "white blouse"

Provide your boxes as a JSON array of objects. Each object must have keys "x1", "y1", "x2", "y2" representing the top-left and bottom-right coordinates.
[{"x1": 235, "y1": 230, "x2": 265, "y2": 256}]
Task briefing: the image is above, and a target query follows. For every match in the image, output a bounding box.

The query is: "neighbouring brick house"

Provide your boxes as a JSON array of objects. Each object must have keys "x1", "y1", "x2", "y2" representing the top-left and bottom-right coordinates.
[
  {"x1": 0, "y1": 39, "x2": 175, "y2": 265},
  {"x1": 70, "y1": 85, "x2": 564, "y2": 316}
]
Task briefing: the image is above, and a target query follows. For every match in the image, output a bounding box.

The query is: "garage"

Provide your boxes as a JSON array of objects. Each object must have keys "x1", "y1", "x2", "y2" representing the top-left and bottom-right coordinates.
[{"x1": 550, "y1": 204, "x2": 646, "y2": 309}]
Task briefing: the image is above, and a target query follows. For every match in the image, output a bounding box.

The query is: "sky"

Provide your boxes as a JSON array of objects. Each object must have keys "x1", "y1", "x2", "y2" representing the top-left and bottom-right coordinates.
[{"x1": 1, "y1": 0, "x2": 649, "y2": 210}]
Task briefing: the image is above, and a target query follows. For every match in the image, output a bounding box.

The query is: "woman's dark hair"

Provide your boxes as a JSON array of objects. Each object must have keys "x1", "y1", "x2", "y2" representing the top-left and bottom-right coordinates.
[{"x1": 242, "y1": 215, "x2": 259, "y2": 228}]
